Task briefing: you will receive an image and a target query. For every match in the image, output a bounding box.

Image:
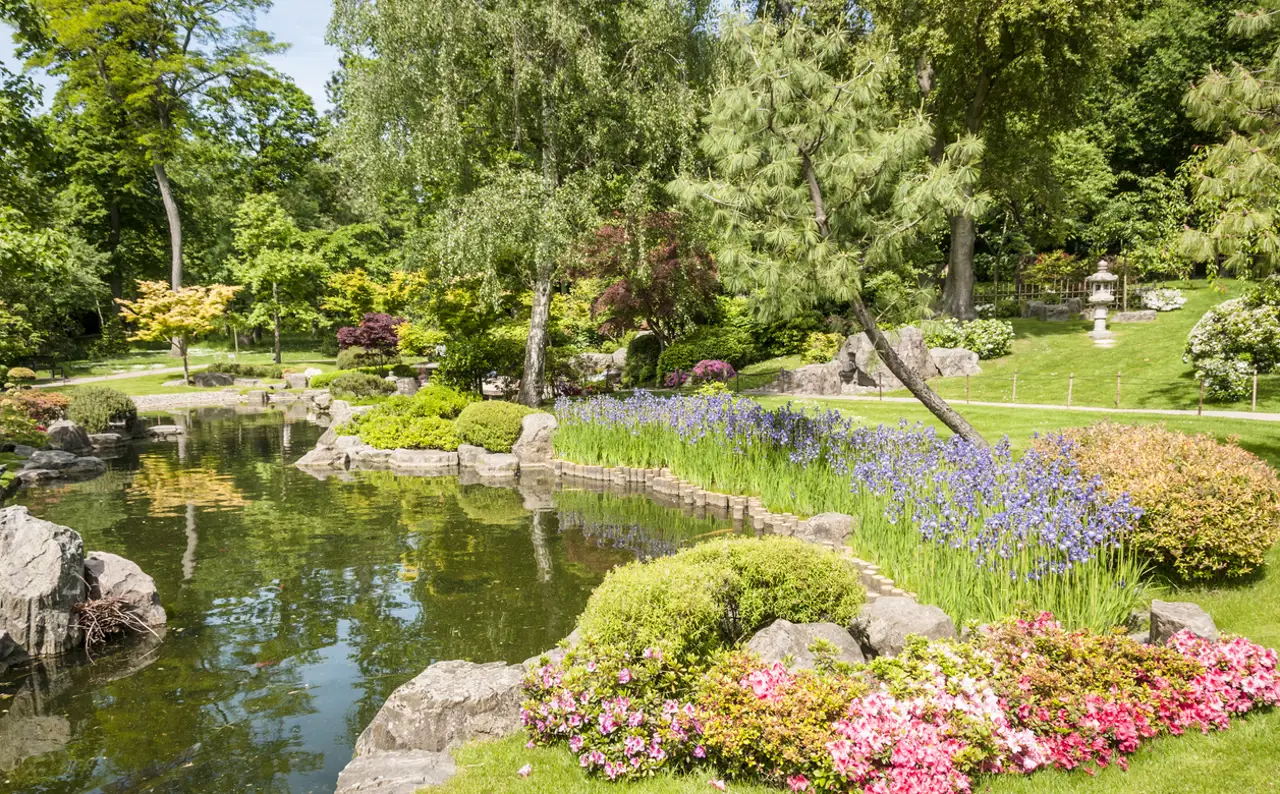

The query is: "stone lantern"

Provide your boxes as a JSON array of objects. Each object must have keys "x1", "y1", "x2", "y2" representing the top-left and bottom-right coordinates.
[{"x1": 1085, "y1": 259, "x2": 1118, "y2": 343}]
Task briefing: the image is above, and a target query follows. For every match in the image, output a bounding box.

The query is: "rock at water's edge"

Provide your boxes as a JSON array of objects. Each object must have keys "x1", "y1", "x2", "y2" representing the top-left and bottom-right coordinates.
[
  {"x1": 335, "y1": 750, "x2": 457, "y2": 794},
  {"x1": 0, "y1": 506, "x2": 86, "y2": 658},
  {"x1": 46, "y1": 421, "x2": 92, "y2": 456},
  {"x1": 85, "y1": 551, "x2": 167, "y2": 626},
  {"x1": 354, "y1": 660, "x2": 525, "y2": 755},
  {"x1": 794, "y1": 513, "x2": 854, "y2": 549},
  {"x1": 512, "y1": 413, "x2": 557, "y2": 467}
]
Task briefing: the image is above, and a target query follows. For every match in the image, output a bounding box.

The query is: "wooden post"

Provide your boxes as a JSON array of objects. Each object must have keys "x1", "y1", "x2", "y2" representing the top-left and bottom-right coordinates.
[
  {"x1": 1115, "y1": 371, "x2": 1122, "y2": 409},
  {"x1": 1253, "y1": 369, "x2": 1259, "y2": 412},
  {"x1": 878, "y1": 372, "x2": 883, "y2": 401},
  {"x1": 1199, "y1": 380, "x2": 1205, "y2": 416},
  {"x1": 1067, "y1": 373, "x2": 1074, "y2": 407},
  {"x1": 1012, "y1": 371, "x2": 1018, "y2": 402},
  {"x1": 966, "y1": 374, "x2": 971, "y2": 404}
]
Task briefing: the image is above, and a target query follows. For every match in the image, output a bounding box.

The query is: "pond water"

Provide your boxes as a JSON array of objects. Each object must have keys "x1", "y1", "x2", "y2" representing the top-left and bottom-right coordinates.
[{"x1": 1, "y1": 407, "x2": 735, "y2": 794}]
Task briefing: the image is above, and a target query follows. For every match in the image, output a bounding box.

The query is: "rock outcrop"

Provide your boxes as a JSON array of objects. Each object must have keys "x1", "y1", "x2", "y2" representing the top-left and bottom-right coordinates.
[
  {"x1": 474, "y1": 453, "x2": 519, "y2": 479},
  {"x1": 793, "y1": 513, "x2": 855, "y2": 549},
  {"x1": 191, "y1": 371, "x2": 235, "y2": 387},
  {"x1": 929, "y1": 348, "x2": 982, "y2": 378},
  {"x1": 854, "y1": 596, "x2": 956, "y2": 659},
  {"x1": 746, "y1": 619, "x2": 865, "y2": 670},
  {"x1": 835, "y1": 326, "x2": 940, "y2": 391},
  {"x1": 1149, "y1": 600, "x2": 1219, "y2": 645},
  {"x1": 46, "y1": 421, "x2": 92, "y2": 456},
  {"x1": 84, "y1": 551, "x2": 167, "y2": 626},
  {"x1": 512, "y1": 413, "x2": 557, "y2": 468},
  {"x1": 0, "y1": 507, "x2": 86, "y2": 658},
  {"x1": 390, "y1": 449, "x2": 459, "y2": 475},
  {"x1": 354, "y1": 660, "x2": 525, "y2": 755},
  {"x1": 335, "y1": 751, "x2": 457, "y2": 794},
  {"x1": 768, "y1": 363, "x2": 842, "y2": 396}
]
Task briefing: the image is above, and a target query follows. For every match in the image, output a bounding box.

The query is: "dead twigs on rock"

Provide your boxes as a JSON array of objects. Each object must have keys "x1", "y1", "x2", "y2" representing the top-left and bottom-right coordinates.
[{"x1": 73, "y1": 596, "x2": 157, "y2": 660}]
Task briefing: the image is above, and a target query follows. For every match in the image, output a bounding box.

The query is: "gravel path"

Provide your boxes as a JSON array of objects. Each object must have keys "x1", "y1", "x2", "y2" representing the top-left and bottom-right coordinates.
[{"x1": 33, "y1": 364, "x2": 209, "y2": 388}]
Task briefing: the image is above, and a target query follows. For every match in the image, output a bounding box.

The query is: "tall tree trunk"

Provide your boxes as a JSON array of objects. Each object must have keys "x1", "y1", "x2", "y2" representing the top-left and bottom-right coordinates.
[
  {"x1": 180, "y1": 341, "x2": 190, "y2": 384},
  {"x1": 942, "y1": 212, "x2": 978, "y2": 320},
  {"x1": 518, "y1": 274, "x2": 553, "y2": 407},
  {"x1": 154, "y1": 161, "x2": 183, "y2": 289},
  {"x1": 272, "y1": 282, "x2": 282, "y2": 365},
  {"x1": 801, "y1": 150, "x2": 985, "y2": 445},
  {"x1": 108, "y1": 199, "x2": 123, "y2": 304}
]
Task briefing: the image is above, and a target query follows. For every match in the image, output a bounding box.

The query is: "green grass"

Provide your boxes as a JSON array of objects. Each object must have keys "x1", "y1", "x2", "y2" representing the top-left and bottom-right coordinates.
[
  {"x1": 46, "y1": 372, "x2": 287, "y2": 398},
  {"x1": 31, "y1": 342, "x2": 336, "y2": 382},
  {"x1": 888, "y1": 279, "x2": 1280, "y2": 413}
]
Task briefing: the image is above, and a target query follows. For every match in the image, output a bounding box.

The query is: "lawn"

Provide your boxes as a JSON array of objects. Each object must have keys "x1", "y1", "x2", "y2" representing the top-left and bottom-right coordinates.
[
  {"x1": 886, "y1": 279, "x2": 1280, "y2": 413},
  {"x1": 427, "y1": 396, "x2": 1280, "y2": 794},
  {"x1": 30, "y1": 339, "x2": 336, "y2": 383}
]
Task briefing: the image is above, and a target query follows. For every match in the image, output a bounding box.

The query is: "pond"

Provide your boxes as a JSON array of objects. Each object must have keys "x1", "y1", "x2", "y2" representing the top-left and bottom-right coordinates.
[{"x1": 1, "y1": 407, "x2": 737, "y2": 794}]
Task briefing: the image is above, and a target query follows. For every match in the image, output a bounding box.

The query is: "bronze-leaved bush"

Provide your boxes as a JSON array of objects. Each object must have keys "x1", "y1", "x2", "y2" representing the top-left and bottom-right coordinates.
[{"x1": 1057, "y1": 422, "x2": 1280, "y2": 580}]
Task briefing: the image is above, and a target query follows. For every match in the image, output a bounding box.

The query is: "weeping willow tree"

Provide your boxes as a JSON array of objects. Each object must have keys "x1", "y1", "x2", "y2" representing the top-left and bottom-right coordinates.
[
  {"x1": 672, "y1": 17, "x2": 987, "y2": 443},
  {"x1": 331, "y1": 0, "x2": 717, "y2": 406},
  {"x1": 1181, "y1": 5, "x2": 1280, "y2": 277}
]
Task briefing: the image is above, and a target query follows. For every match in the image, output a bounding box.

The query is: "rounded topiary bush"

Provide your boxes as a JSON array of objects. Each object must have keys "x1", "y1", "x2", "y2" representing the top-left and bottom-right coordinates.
[
  {"x1": 8, "y1": 366, "x2": 36, "y2": 383},
  {"x1": 1058, "y1": 422, "x2": 1280, "y2": 581},
  {"x1": 349, "y1": 413, "x2": 459, "y2": 451},
  {"x1": 328, "y1": 372, "x2": 396, "y2": 400},
  {"x1": 67, "y1": 386, "x2": 136, "y2": 433},
  {"x1": 454, "y1": 401, "x2": 538, "y2": 453},
  {"x1": 576, "y1": 536, "x2": 865, "y2": 657},
  {"x1": 403, "y1": 385, "x2": 475, "y2": 419}
]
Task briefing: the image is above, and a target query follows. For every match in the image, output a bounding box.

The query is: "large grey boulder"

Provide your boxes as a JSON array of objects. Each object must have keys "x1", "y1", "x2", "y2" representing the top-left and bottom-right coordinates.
[
  {"x1": 336, "y1": 751, "x2": 457, "y2": 794},
  {"x1": 929, "y1": 348, "x2": 982, "y2": 378},
  {"x1": 746, "y1": 619, "x2": 864, "y2": 670},
  {"x1": 295, "y1": 446, "x2": 350, "y2": 470},
  {"x1": 284, "y1": 373, "x2": 309, "y2": 390},
  {"x1": 390, "y1": 449, "x2": 459, "y2": 474},
  {"x1": 836, "y1": 326, "x2": 940, "y2": 391},
  {"x1": 354, "y1": 660, "x2": 525, "y2": 755},
  {"x1": 1150, "y1": 600, "x2": 1219, "y2": 645},
  {"x1": 15, "y1": 469, "x2": 60, "y2": 485},
  {"x1": 84, "y1": 551, "x2": 167, "y2": 626},
  {"x1": 191, "y1": 371, "x2": 234, "y2": 387},
  {"x1": 512, "y1": 413, "x2": 557, "y2": 468},
  {"x1": 393, "y1": 376, "x2": 419, "y2": 396},
  {"x1": 769, "y1": 363, "x2": 841, "y2": 396},
  {"x1": 0, "y1": 629, "x2": 17, "y2": 675},
  {"x1": 570, "y1": 352, "x2": 621, "y2": 379},
  {"x1": 794, "y1": 513, "x2": 855, "y2": 549},
  {"x1": 23, "y1": 450, "x2": 78, "y2": 471},
  {"x1": 350, "y1": 446, "x2": 393, "y2": 469},
  {"x1": 457, "y1": 444, "x2": 488, "y2": 468},
  {"x1": 46, "y1": 421, "x2": 92, "y2": 456},
  {"x1": 856, "y1": 596, "x2": 956, "y2": 659},
  {"x1": 475, "y1": 453, "x2": 519, "y2": 479},
  {"x1": 0, "y1": 506, "x2": 85, "y2": 658},
  {"x1": 312, "y1": 391, "x2": 334, "y2": 412},
  {"x1": 89, "y1": 433, "x2": 127, "y2": 449},
  {"x1": 59, "y1": 457, "x2": 107, "y2": 480}
]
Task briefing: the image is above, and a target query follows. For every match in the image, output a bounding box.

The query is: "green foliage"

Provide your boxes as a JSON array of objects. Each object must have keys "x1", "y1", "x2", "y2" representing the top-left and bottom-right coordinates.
[
  {"x1": 657, "y1": 326, "x2": 755, "y2": 376},
  {"x1": 758, "y1": 313, "x2": 821, "y2": 358},
  {"x1": 391, "y1": 385, "x2": 476, "y2": 420},
  {"x1": 347, "y1": 413, "x2": 459, "y2": 451},
  {"x1": 1058, "y1": 423, "x2": 1280, "y2": 580},
  {"x1": 576, "y1": 537, "x2": 864, "y2": 657},
  {"x1": 67, "y1": 386, "x2": 136, "y2": 434},
  {"x1": 923, "y1": 319, "x2": 1015, "y2": 359},
  {"x1": 624, "y1": 333, "x2": 662, "y2": 386},
  {"x1": 1023, "y1": 250, "x2": 1088, "y2": 285},
  {"x1": 435, "y1": 333, "x2": 526, "y2": 394},
  {"x1": 454, "y1": 401, "x2": 538, "y2": 453},
  {"x1": 1183, "y1": 291, "x2": 1280, "y2": 377},
  {"x1": 336, "y1": 345, "x2": 401, "y2": 371},
  {"x1": 0, "y1": 390, "x2": 69, "y2": 423},
  {"x1": 0, "y1": 405, "x2": 44, "y2": 445},
  {"x1": 395, "y1": 322, "x2": 446, "y2": 358},
  {"x1": 206, "y1": 362, "x2": 285, "y2": 379},
  {"x1": 7, "y1": 367, "x2": 36, "y2": 382},
  {"x1": 327, "y1": 372, "x2": 396, "y2": 400},
  {"x1": 801, "y1": 332, "x2": 844, "y2": 365}
]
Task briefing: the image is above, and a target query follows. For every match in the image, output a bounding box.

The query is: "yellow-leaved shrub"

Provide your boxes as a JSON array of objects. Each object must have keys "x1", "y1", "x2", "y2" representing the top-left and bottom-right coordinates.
[{"x1": 1056, "y1": 423, "x2": 1280, "y2": 581}]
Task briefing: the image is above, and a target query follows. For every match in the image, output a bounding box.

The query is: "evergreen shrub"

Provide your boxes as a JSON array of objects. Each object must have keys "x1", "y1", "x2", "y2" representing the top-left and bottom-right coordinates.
[
  {"x1": 67, "y1": 386, "x2": 136, "y2": 433},
  {"x1": 455, "y1": 401, "x2": 538, "y2": 452}
]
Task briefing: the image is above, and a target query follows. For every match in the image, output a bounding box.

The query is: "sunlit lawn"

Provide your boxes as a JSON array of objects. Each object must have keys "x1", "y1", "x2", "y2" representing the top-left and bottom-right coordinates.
[{"x1": 32, "y1": 340, "x2": 335, "y2": 382}]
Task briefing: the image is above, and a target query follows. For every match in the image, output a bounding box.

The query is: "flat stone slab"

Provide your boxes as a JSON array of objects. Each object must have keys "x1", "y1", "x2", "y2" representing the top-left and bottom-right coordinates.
[
  {"x1": 475, "y1": 453, "x2": 519, "y2": 478},
  {"x1": 794, "y1": 513, "x2": 854, "y2": 549},
  {"x1": 295, "y1": 447, "x2": 350, "y2": 470},
  {"x1": 1113, "y1": 310, "x2": 1158, "y2": 323},
  {"x1": 389, "y1": 449, "x2": 459, "y2": 474},
  {"x1": 146, "y1": 425, "x2": 186, "y2": 438},
  {"x1": 335, "y1": 750, "x2": 457, "y2": 794}
]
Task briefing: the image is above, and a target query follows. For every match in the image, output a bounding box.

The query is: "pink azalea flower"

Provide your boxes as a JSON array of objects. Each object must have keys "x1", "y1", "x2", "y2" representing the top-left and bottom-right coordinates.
[
  {"x1": 786, "y1": 774, "x2": 810, "y2": 791},
  {"x1": 516, "y1": 764, "x2": 532, "y2": 778},
  {"x1": 709, "y1": 779, "x2": 727, "y2": 791}
]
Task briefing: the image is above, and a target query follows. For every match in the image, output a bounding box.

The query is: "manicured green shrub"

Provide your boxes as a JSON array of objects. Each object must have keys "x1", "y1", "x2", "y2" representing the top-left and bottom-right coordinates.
[
  {"x1": 206, "y1": 362, "x2": 284, "y2": 379},
  {"x1": 922, "y1": 319, "x2": 1014, "y2": 359},
  {"x1": 389, "y1": 363, "x2": 417, "y2": 378},
  {"x1": 366, "y1": 385, "x2": 474, "y2": 421},
  {"x1": 1056, "y1": 422, "x2": 1280, "y2": 580},
  {"x1": 758, "y1": 313, "x2": 820, "y2": 357},
  {"x1": 657, "y1": 325, "x2": 756, "y2": 376},
  {"x1": 67, "y1": 386, "x2": 136, "y2": 433},
  {"x1": 624, "y1": 333, "x2": 661, "y2": 385},
  {"x1": 348, "y1": 413, "x2": 459, "y2": 451},
  {"x1": 310, "y1": 366, "x2": 393, "y2": 389},
  {"x1": 327, "y1": 372, "x2": 396, "y2": 400},
  {"x1": 800, "y1": 331, "x2": 844, "y2": 364},
  {"x1": 336, "y1": 345, "x2": 402, "y2": 371},
  {"x1": 576, "y1": 536, "x2": 864, "y2": 657},
  {"x1": 396, "y1": 322, "x2": 446, "y2": 357},
  {"x1": 8, "y1": 367, "x2": 36, "y2": 382},
  {"x1": 454, "y1": 401, "x2": 538, "y2": 452}
]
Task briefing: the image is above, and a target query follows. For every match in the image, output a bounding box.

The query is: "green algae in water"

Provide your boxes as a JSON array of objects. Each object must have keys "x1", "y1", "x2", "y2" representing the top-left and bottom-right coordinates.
[{"x1": 0, "y1": 407, "x2": 719, "y2": 793}]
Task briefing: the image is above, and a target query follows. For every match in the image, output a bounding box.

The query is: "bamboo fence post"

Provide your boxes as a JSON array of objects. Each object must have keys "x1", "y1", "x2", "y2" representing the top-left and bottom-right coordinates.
[
  {"x1": 1115, "y1": 371, "x2": 1122, "y2": 409},
  {"x1": 1253, "y1": 369, "x2": 1259, "y2": 412},
  {"x1": 966, "y1": 374, "x2": 971, "y2": 404},
  {"x1": 1199, "y1": 380, "x2": 1205, "y2": 416},
  {"x1": 878, "y1": 372, "x2": 883, "y2": 401},
  {"x1": 1067, "y1": 373, "x2": 1074, "y2": 407},
  {"x1": 1012, "y1": 370, "x2": 1018, "y2": 403}
]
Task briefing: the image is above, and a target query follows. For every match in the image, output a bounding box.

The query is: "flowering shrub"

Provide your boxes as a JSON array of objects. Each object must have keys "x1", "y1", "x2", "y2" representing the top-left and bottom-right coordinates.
[
  {"x1": 1195, "y1": 355, "x2": 1253, "y2": 401},
  {"x1": 556, "y1": 393, "x2": 1143, "y2": 631},
  {"x1": 1139, "y1": 287, "x2": 1187, "y2": 312},
  {"x1": 523, "y1": 642, "x2": 703, "y2": 782},
  {"x1": 0, "y1": 390, "x2": 69, "y2": 424},
  {"x1": 691, "y1": 359, "x2": 736, "y2": 384},
  {"x1": 1049, "y1": 423, "x2": 1280, "y2": 580},
  {"x1": 923, "y1": 319, "x2": 1015, "y2": 359},
  {"x1": 800, "y1": 332, "x2": 844, "y2": 364},
  {"x1": 523, "y1": 611, "x2": 1280, "y2": 792},
  {"x1": 7, "y1": 366, "x2": 36, "y2": 382},
  {"x1": 0, "y1": 405, "x2": 44, "y2": 445},
  {"x1": 1184, "y1": 297, "x2": 1280, "y2": 374},
  {"x1": 657, "y1": 325, "x2": 756, "y2": 376},
  {"x1": 577, "y1": 537, "x2": 864, "y2": 657},
  {"x1": 663, "y1": 370, "x2": 689, "y2": 388}
]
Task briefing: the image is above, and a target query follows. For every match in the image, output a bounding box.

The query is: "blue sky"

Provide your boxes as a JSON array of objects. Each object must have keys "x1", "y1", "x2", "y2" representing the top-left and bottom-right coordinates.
[{"x1": 0, "y1": 0, "x2": 342, "y2": 112}]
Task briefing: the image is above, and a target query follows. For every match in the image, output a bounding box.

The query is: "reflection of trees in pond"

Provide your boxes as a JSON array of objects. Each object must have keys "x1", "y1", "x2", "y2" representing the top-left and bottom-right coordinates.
[
  {"x1": 128, "y1": 457, "x2": 249, "y2": 516},
  {"x1": 456, "y1": 484, "x2": 529, "y2": 525},
  {"x1": 555, "y1": 489, "x2": 744, "y2": 561},
  {"x1": 17, "y1": 468, "x2": 132, "y2": 536}
]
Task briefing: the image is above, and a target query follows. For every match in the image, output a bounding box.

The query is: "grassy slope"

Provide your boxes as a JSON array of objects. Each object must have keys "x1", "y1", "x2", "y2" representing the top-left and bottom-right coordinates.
[
  {"x1": 32, "y1": 344, "x2": 335, "y2": 383},
  {"x1": 430, "y1": 397, "x2": 1280, "y2": 794},
  {"x1": 892, "y1": 279, "x2": 1280, "y2": 413}
]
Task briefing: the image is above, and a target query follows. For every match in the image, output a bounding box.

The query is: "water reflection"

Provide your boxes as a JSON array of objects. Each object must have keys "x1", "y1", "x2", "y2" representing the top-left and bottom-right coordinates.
[{"x1": 1, "y1": 407, "x2": 722, "y2": 794}]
